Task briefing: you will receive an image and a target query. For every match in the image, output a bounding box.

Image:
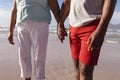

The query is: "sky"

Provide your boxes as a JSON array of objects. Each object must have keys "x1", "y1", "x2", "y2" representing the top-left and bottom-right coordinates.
[{"x1": 0, "y1": 0, "x2": 120, "y2": 27}]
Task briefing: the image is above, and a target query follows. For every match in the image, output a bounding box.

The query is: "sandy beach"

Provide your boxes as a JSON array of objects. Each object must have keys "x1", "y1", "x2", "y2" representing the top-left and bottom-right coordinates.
[{"x1": 0, "y1": 34, "x2": 120, "y2": 80}]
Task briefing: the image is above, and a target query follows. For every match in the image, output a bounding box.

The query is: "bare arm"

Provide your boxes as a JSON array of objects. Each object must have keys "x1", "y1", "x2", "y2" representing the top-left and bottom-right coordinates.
[
  {"x1": 8, "y1": 0, "x2": 17, "y2": 45},
  {"x1": 57, "y1": 0, "x2": 70, "y2": 43},
  {"x1": 59, "y1": 0, "x2": 70, "y2": 26},
  {"x1": 96, "y1": 0, "x2": 117, "y2": 34},
  {"x1": 87, "y1": 0, "x2": 117, "y2": 51},
  {"x1": 48, "y1": 0, "x2": 60, "y2": 23}
]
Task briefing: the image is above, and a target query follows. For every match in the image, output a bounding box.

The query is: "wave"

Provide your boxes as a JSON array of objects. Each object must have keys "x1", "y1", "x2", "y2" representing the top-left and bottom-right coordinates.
[{"x1": 0, "y1": 27, "x2": 120, "y2": 43}]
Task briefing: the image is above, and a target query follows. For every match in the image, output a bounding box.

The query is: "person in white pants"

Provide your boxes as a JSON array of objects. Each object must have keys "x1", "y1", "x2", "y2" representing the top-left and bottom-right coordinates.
[
  {"x1": 8, "y1": 0, "x2": 60, "y2": 80},
  {"x1": 17, "y1": 22, "x2": 49, "y2": 80}
]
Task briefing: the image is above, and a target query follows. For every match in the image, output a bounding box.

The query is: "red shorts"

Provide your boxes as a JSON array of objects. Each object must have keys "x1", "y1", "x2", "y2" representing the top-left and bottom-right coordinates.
[{"x1": 69, "y1": 19, "x2": 101, "y2": 65}]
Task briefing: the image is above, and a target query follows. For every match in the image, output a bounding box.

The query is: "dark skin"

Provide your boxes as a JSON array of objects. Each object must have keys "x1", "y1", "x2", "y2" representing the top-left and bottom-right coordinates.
[
  {"x1": 73, "y1": 59, "x2": 80, "y2": 80},
  {"x1": 58, "y1": 0, "x2": 117, "y2": 80},
  {"x1": 8, "y1": 0, "x2": 60, "y2": 80},
  {"x1": 57, "y1": 0, "x2": 69, "y2": 43},
  {"x1": 87, "y1": 0, "x2": 117, "y2": 51},
  {"x1": 25, "y1": 78, "x2": 31, "y2": 80},
  {"x1": 8, "y1": 0, "x2": 17, "y2": 45}
]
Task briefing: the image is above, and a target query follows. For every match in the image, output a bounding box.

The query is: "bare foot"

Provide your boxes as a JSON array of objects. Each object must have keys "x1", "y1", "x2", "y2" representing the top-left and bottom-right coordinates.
[{"x1": 25, "y1": 78, "x2": 31, "y2": 80}]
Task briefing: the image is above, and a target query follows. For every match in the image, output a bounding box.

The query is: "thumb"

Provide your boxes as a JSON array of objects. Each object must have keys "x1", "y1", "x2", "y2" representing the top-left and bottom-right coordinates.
[
  {"x1": 87, "y1": 36, "x2": 92, "y2": 51},
  {"x1": 87, "y1": 36, "x2": 91, "y2": 44}
]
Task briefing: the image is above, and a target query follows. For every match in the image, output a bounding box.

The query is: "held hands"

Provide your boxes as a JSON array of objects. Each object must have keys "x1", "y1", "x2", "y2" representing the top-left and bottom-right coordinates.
[
  {"x1": 57, "y1": 23, "x2": 68, "y2": 43},
  {"x1": 8, "y1": 32, "x2": 15, "y2": 45},
  {"x1": 87, "y1": 30, "x2": 105, "y2": 51}
]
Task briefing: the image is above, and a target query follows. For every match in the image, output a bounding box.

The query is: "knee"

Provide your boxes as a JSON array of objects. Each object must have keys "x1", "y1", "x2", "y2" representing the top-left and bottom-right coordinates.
[
  {"x1": 80, "y1": 67, "x2": 87, "y2": 76},
  {"x1": 80, "y1": 65, "x2": 94, "y2": 76}
]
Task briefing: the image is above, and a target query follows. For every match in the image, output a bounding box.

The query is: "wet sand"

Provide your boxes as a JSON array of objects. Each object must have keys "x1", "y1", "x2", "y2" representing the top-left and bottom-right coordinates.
[{"x1": 0, "y1": 34, "x2": 120, "y2": 80}]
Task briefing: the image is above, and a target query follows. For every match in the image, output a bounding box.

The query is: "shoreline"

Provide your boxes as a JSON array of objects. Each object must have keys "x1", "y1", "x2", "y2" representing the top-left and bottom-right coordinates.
[{"x1": 1, "y1": 34, "x2": 120, "y2": 44}]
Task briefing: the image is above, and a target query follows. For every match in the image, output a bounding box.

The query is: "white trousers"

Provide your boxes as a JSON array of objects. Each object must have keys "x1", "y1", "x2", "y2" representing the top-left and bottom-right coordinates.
[{"x1": 17, "y1": 21, "x2": 49, "y2": 80}]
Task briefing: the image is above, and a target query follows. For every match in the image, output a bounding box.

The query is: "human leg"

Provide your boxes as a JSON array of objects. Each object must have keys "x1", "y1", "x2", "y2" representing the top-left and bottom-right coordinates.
[
  {"x1": 79, "y1": 62, "x2": 94, "y2": 80},
  {"x1": 73, "y1": 59, "x2": 80, "y2": 80},
  {"x1": 17, "y1": 23, "x2": 32, "y2": 79},
  {"x1": 78, "y1": 25, "x2": 101, "y2": 80},
  {"x1": 69, "y1": 26, "x2": 81, "y2": 80},
  {"x1": 69, "y1": 19, "x2": 101, "y2": 80},
  {"x1": 79, "y1": 38, "x2": 98, "y2": 80},
  {"x1": 29, "y1": 22, "x2": 49, "y2": 80}
]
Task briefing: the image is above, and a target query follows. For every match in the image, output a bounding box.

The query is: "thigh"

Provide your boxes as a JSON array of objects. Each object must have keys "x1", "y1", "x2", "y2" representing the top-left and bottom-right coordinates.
[
  {"x1": 79, "y1": 26, "x2": 101, "y2": 65},
  {"x1": 69, "y1": 26, "x2": 81, "y2": 59},
  {"x1": 29, "y1": 22, "x2": 49, "y2": 61},
  {"x1": 17, "y1": 24, "x2": 31, "y2": 56},
  {"x1": 30, "y1": 22, "x2": 49, "y2": 47}
]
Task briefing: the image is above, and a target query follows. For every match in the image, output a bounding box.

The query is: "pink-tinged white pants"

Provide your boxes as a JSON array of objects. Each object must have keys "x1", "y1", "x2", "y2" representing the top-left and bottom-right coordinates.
[{"x1": 17, "y1": 21, "x2": 49, "y2": 80}]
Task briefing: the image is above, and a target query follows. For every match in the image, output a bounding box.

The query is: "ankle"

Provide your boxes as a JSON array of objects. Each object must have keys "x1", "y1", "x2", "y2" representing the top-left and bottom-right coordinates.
[{"x1": 25, "y1": 77, "x2": 31, "y2": 80}]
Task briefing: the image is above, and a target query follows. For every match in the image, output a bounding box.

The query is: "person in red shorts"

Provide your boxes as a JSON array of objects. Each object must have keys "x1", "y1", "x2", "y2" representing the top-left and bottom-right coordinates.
[{"x1": 57, "y1": 0, "x2": 117, "y2": 80}]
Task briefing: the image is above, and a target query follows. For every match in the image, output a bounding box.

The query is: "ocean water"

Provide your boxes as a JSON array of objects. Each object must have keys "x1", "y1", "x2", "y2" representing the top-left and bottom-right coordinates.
[
  {"x1": 105, "y1": 29, "x2": 120, "y2": 43},
  {"x1": 0, "y1": 26, "x2": 120, "y2": 43}
]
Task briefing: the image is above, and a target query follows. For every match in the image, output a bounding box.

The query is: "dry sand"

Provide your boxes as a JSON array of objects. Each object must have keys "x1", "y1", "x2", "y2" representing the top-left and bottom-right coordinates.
[{"x1": 0, "y1": 34, "x2": 120, "y2": 80}]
